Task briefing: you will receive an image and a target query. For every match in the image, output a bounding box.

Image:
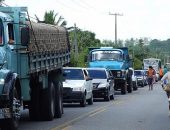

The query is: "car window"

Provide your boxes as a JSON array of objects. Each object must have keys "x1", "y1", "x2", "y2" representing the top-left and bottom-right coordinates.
[
  {"x1": 64, "y1": 69, "x2": 84, "y2": 80},
  {"x1": 87, "y1": 69, "x2": 107, "y2": 79}
]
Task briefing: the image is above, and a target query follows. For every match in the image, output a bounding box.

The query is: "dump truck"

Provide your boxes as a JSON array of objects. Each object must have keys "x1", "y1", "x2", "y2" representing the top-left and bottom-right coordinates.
[
  {"x1": 0, "y1": 7, "x2": 70, "y2": 129},
  {"x1": 88, "y1": 47, "x2": 133, "y2": 94}
]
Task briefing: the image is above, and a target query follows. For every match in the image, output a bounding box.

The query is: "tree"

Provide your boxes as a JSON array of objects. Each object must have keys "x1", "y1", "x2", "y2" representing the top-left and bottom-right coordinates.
[
  {"x1": 35, "y1": 10, "x2": 67, "y2": 27},
  {"x1": 69, "y1": 28, "x2": 101, "y2": 67}
]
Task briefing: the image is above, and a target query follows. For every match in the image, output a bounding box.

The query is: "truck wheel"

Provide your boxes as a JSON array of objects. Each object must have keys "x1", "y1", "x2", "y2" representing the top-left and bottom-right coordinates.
[
  {"x1": 54, "y1": 80, "x2": 63, "y2": 118},
  {"x1": 41, "y1": 82, "x2": 55, "y2": 121},
  {"x1": 127, "y1": 78, "x2": 133, "y2": 93},
  {"x1": 87, "y1": 94, "x2": 93, "y2": 105},
  {"x1": 2, "y1": 87, "x2": 20, "y2": 130},
  {"x1": 121, "y1": 81, "x2": 127, "y2": 95},
  {"x1": 29, "y1": 81, "x2": 41, "y2": 121},
  {"x1": 80, "y1": 93, "x2": 86, "y2": 107}
]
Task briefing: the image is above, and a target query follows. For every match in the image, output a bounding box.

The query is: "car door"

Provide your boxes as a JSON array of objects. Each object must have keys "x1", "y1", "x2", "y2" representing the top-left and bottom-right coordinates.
[
  {"x1": 107, "y1": 70, "x2": 114, "y2": 94},
  {"x1": 83, "y1": 69, "x2": 92, "y2": 99}
]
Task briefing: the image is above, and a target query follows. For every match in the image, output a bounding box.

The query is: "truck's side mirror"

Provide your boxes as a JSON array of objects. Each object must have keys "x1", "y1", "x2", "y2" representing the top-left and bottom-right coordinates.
[{"x1": 21, "y1": 27, "x2": 30, "y2": 46}]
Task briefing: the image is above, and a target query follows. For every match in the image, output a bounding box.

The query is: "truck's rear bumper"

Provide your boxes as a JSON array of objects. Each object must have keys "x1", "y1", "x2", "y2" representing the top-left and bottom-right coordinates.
[{"x1": 0, "y1": 108, "x2": 11, "y2": 119}]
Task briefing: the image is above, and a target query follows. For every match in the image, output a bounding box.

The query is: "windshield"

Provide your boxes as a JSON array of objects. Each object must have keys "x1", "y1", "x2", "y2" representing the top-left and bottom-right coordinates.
[
  {"x1": 91, "y1": 50, "x2": 122, "y2": 61},
  {"x1": 64, "y1": 69, "x2": 84, "y2": 80},
  {"x1": 143, "y1": 59, "x2": 160, "y2": 70},
  {"x1": 134, "y1": 71, "x2": 143, "y2": 76},
  {"x1": 88, "y1": 69, "x2": 107, "y2": 79}
]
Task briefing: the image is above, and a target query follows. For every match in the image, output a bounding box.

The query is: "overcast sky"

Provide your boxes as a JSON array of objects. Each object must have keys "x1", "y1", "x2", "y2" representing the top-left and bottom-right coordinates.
[{"x1": 4, "y1": 0, "x2": 170, "y2": 41}]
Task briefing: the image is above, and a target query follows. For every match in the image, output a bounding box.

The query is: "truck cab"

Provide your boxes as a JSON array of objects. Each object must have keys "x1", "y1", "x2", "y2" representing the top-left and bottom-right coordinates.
[
  {"x1": 88, "y1": 47, "x2": 133, "y2": 94},
  {"x1": 0, "y1": 7, "x2": 70, "y2": 130}
]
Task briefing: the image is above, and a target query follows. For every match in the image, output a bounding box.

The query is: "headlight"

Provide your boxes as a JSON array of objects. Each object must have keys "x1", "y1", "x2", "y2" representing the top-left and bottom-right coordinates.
[
  {"x1": 98, "y1": 83, "x2": 107, "y2": 88},
  {"x1": 72, "y1": 87, "x2": 84, "y2": 91},
  {"x1": 117, "y1": 71, "x2": 121, "y2": 77},
  {"x1": 0, "y1": 79, "x2": 4, "y2": 85}
]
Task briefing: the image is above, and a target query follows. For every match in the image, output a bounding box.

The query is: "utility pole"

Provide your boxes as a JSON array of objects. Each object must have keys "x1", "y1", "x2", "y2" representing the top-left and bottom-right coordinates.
[
  {"x1": 73, "y1": 23, "x2": 78, "y2": 61},
  {"x1": 109, "y1": 12, "x2": 123, "y2": 44}
]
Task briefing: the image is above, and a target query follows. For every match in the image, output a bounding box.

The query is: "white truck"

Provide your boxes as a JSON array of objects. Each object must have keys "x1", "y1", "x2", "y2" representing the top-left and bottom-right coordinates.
[{"x1": 143, "y1": 58, "x2": 161, "y2": 81}]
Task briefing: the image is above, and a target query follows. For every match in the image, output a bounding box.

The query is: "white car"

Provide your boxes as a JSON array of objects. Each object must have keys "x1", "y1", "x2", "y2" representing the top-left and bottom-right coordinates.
[
  {"x1": 87, "y1": 68, "x2": 115, "y2": 101},
  {"x1": 63, "y1": 67, "x2": 93, "y2": 107},
  {"x1": 134, "y1": 70, "x2": 147, "y2": 87}
]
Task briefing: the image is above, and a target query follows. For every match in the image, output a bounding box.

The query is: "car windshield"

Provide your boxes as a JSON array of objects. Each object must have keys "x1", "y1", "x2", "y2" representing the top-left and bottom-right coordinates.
[
  {"x1": 134, "y1": 71, "x2": 143, "y2": 76},
  {"x1": 64, "y1": 69, "x2": 84, "y2": 80},
  {"x1": 91, "y1": 50, "x2": 122, "y2": 61},
  {"x1": 88, "y1": 69, "x2": 107, "y2": 79}
]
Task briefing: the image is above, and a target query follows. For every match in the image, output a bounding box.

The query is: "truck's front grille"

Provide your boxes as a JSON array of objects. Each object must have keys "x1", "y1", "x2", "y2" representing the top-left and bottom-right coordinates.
[{"x1": 110, "y1": 70, "x2": 122, "y2": 78}]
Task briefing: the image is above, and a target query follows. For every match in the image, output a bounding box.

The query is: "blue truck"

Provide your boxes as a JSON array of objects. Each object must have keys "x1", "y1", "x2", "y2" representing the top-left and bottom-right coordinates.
[
  {"x1": 88, "y1": 47, "x2": 133, "y2": 95},
  {"x1": 0, "y1": 7, "x2": 70, "y2": 129}
]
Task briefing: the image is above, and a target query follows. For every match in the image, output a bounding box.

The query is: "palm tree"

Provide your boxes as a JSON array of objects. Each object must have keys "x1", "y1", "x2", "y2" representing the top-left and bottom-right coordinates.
[{"x1": 35, "y1": 10, "x2": 67, "y2": 27}]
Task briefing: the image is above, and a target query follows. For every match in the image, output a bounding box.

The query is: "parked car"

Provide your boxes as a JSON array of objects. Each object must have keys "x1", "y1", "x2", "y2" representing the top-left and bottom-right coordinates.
[
  {"x1": 129, "y1": 68, "x2": 138, "y2": 91},
  {"x1": 134, "y1": 70, "x2": 147, "y2": 87},
  {"x1": 87, "y1": 68, "x2": 115, "y2": 101},
  {"x1": 63, "y1": 67, "x2": 93, "y2": 107}
]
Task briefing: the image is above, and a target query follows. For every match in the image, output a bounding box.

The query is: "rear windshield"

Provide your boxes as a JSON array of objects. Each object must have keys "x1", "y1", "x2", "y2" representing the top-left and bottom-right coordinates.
[
  {"x1": 64, "y1": 69, "x2": 84, "y2": 80},
  {"x1": 87, "y1": 69, "x2": 107, "y2": 79}
]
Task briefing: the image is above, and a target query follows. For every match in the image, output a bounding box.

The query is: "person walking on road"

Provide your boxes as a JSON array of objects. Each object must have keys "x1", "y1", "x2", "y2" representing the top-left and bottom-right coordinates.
[
  {"x1": 159, "y1": 67, "x2": 163, "y2": 80},
  {"x1": 147, "y1": 66, "x2": 155, "y2": 90},
  {"x1": 161, "y1": 70, "x2": 170, "y2": 115},
  {"x1": 164, "y1": 65, "x2": 168, "y2": 76}
]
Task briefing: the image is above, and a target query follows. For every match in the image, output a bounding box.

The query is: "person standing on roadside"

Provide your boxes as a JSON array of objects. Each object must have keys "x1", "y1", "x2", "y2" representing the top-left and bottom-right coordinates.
[
  {"x1": 147, "y1": 66, "x2": 155, "y2": 90},
  {"x1": 161, "y1": 69, "x2": 170, "y2": 116},
  {"x1": 164, "y1": 65, "x2": 168, "y2": 76}
]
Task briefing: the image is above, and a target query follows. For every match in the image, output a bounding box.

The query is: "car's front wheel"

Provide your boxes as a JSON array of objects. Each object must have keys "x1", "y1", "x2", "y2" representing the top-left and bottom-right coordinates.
[
  {"x1": 80, "y1": 93, "x2": 86, "y2": 107},
  {"x1": 104, "y1": 89, "x2": 110, "y2": 101},
  {"x1": 87, "y1": 94, "x2": 93, "y2": 105}
]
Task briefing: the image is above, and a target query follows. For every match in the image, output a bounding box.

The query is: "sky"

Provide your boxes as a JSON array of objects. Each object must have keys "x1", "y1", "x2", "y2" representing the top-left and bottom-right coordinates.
[{"x1": 4, "y1": 0, "x2": 170, "y2": 41}]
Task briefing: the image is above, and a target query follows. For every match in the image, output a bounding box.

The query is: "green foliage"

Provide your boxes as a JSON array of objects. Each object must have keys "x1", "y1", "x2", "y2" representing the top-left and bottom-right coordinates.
[
  {"x1": 101, "y1": 39, "x2": 123, "y2": 47},
  {"x1": 69, "y1": 28, "x2": 101, "y2": 67},
  {"x1": 133, "y1": 57, "x2": 142, "y2": 69},
  {"x1": 44, "y1": 10, "x2": 57, "y2": 25},
  {"x1": 35, "y1": 10, "x2": 67, "y2": 27}
]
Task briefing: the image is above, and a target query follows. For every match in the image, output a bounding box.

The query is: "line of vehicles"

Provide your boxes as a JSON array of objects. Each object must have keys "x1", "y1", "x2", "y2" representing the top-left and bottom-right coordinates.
[{"x1": 0, "y1": 6, "x2": 161, "y2": 130}]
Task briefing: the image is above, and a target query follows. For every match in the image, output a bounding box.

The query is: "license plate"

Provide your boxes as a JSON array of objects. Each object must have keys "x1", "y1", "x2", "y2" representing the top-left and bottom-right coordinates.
[{"x1": 0, "y1": 108, "x2": 11, "y2": 119}]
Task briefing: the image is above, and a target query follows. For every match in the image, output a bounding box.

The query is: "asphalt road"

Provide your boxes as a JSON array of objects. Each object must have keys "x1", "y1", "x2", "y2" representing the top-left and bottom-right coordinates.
[{"x1": 19, "y1": 82, "x2": 170, "y2": 130}]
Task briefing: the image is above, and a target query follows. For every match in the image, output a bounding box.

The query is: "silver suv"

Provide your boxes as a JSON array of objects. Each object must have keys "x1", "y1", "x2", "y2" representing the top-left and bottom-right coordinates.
[{"x1": 87, "y1": 68, "x2": 115, "y2": 101}]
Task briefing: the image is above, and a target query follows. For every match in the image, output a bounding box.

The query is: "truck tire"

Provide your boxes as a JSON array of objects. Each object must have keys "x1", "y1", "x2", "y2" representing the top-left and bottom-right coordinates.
[
  {"x1": 121, "y1": 81, "x2": 127, "y2": 95},
  {"x1": 29, "y1": 80, "x2": 41, "y2": 121},
  {"x1": 41, "y1": 82, "x2": 55, "y2": 121},
  {"x1": 1, "y1": 87, "x2": 20, "y2": 130},
  {"x1": 127, "y1": 78, "x2": 133, "y2": 93},
  {"x1": 54, "y1": 80, "x2": 63, "y2": 118}
]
